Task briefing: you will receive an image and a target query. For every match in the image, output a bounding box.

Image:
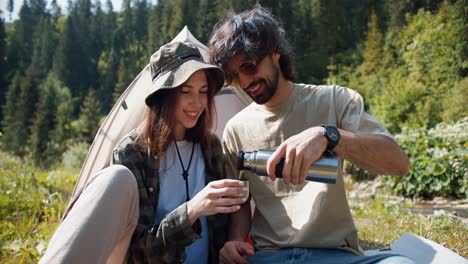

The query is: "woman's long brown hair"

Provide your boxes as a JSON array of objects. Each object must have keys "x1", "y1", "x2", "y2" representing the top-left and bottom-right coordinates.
[{"x1": 137, "y1": 70, "x2": 218, "y2": 158}]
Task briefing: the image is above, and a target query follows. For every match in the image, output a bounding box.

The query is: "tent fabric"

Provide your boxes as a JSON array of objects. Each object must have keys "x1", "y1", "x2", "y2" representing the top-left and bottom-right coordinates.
[{"x1": 70, "y1": 26, "x2": 252, "y2": 199}]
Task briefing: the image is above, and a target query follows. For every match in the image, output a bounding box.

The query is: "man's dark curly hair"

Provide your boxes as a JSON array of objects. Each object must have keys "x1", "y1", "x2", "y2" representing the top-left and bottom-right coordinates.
[{"x1": 208, "y1": 7, "x2": 295, "y2": 82}]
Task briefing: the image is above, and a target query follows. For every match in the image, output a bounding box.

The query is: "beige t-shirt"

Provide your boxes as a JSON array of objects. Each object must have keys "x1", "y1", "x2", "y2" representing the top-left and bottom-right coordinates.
[{"x1": 222, "y1": 84, "x2": 392, "y2": 255}]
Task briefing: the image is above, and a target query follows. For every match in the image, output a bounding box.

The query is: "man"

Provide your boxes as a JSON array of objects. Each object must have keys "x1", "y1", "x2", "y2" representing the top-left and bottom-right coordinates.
[{"x1": 208, "y1": 7, "x2": 413, "y2": 264}]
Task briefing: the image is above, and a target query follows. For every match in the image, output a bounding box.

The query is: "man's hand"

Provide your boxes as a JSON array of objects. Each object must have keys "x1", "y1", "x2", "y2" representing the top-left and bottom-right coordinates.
[
  {"x1": 219, "y1": 241, "x2": 254, "y2": 264},
  {"x1": 266, "y1": 126, "x2": 327, "y2": 185}
]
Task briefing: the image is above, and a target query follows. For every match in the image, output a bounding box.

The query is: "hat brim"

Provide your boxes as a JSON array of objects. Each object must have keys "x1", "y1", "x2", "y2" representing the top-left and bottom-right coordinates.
[{"x1": 145, "y1": 59, "x2": 224, "y2": 106}]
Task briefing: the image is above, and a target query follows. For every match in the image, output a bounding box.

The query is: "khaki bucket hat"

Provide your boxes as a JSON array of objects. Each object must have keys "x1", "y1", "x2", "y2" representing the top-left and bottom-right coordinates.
[{"x1": 146, "y1": 41, "x2": 224, "y2": 106}]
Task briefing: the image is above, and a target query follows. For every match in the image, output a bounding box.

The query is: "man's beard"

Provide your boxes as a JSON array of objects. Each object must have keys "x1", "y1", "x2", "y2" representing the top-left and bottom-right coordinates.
[{"x1": 245, "y1": 64, "x2": 279, "y2": 105}]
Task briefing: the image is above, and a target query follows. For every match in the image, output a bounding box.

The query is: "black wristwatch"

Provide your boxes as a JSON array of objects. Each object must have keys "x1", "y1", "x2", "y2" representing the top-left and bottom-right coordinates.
[{"x1": 320, "y1": 125, "x2": 340, "y2": 156}]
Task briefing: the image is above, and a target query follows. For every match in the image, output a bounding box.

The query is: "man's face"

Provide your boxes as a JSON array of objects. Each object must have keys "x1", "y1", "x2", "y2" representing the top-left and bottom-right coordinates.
[{"x1": 226, "y1": 54, "x2": 279, "y2": 104}]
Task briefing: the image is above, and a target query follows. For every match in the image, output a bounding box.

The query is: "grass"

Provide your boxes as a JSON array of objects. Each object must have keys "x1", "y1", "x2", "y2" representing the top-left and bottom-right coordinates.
[
  {"x1": 347, "y1": 176, "x2": 468, "y2": 258},
  {"x1": 0, "y1": 151, "x2": 466, "y2": 263},
  {"x1": 352, "y1": 196, "x2": 467, "y2": 256},
  {"x1": 0, "y1": 151, "x2": 77, "y2": 264}
]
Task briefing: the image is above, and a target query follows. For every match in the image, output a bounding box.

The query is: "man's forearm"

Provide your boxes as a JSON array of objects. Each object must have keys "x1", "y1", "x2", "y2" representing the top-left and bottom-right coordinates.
[
  {"x1": 334, "y1": 130, "x2": 409, "y2": 176},
  {"x1": 228, "y1": 201, "x2": 252, "y2": 241}
]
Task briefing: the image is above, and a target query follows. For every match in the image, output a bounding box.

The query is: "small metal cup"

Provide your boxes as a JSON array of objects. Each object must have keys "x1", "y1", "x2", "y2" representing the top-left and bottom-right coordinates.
[{"x1": 226, "y1": 179, "x2": 249, "y2": 200}]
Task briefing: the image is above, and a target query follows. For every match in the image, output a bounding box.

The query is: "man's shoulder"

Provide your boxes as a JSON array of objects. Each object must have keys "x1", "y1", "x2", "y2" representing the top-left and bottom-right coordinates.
[
  {"x1": 226, "y1": 102, "x2": 257, "y2": 124},
  {"x1": 295, "y1": 83, "x2": 362, "y2": 105},
  {"x1": 296, "y1": 83, "x2": 358, "y2": 95}
]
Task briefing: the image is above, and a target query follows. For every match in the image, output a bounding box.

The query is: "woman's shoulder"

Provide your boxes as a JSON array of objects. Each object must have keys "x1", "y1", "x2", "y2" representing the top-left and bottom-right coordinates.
[{"x1": 113, "y1": 129, "x2": 144, "y2": 157}]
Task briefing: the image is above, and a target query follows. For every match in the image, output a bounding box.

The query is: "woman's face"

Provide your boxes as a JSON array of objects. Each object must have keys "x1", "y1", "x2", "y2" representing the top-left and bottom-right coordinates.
[{"x1": 172, "y1": 70, "x2": 209, "y2": 140}]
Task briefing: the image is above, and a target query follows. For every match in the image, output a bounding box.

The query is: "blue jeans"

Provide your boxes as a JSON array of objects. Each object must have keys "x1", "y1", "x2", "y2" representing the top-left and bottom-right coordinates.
[{"x1": 248, "y1": 248, "x2": 414, "y2": 264}]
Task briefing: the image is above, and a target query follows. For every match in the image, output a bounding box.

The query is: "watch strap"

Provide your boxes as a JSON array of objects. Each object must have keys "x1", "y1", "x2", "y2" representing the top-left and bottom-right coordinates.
[{"x1": 320, "y1": 124, "x2": 340, "y2": 155}]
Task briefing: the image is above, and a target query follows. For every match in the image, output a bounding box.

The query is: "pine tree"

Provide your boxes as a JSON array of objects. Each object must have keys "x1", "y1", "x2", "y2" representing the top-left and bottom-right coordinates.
[
  {"x1": 1, "y1": 66, "x2": 39, "y2": 156},
  {"x1": 54, "y1": 15, "x2": 80, "y2": 97},
  {"x1": 31, "y1": 17, "x2": 57, "y2": 78},
  {"x1": 196, "y1": 0, "x2": 222, "y2": 43},
  {"x1": 161, "y1": 0, "x2": 183, "y2": 43},
  {"x1": 49, "y1": 81, "x2": 74, "y2": 163},
  {"x1": 360, "y1": 8, "x2": 384, "y2": 75},
  {"x1": 0, "y1": 15, "x2": 7, "y2": 124},
  {"x1": 97, "y1": 50, "x2": 119, "y2": 113},
  {"x1": 112, "y1": 58, "x2": 130, "y2": 103},
  {"x1": 134, "y1": 0, "x2": 149, "y2": 57},
  {"x1": 76, "y1": 89, "x2": 101, "y2": 143},
  {"x1": 54, "y1": 0, "x2": 95, "y2": 100},
  {"x1": 29, "y1": 75, "x2": 60, "y2": 165},
  {"x1": 103, "y1": 0, "x2": 117, "y2": 49},
  {"x1": 49, "y1": 0, "x2": 62, "y2": 19},
  {"x1": 1, "y1": 74, "x2": 22, "y2": 153},
  {"x1": 147, "y1": 5, "x2": 164, "y2": 54},
  {"x1": 11, "y1": 2, "x2": 34, "y2": 71},
  {"x1": 6, "y1": 0, "x2": 14, "y2": 21}
]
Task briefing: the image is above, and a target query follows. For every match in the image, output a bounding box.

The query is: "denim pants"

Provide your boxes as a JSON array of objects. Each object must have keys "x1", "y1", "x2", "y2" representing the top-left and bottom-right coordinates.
[{"x1": 248, "y1": 248, "x2": 415, "y2": 264}]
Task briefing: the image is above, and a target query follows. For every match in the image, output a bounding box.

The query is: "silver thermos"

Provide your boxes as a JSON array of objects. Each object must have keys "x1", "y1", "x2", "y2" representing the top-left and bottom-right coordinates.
[{"x1": 237, "y1": 149, "x2": 338, "y2": 184}]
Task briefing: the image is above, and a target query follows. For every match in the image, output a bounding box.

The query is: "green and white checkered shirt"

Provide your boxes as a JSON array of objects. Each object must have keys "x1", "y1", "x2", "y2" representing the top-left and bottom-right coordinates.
[{"x1": 112, "y1": 130, "x2": 228, "y2": 263}]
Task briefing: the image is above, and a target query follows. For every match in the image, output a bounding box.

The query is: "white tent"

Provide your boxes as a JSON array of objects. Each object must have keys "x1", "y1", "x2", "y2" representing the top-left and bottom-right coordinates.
[{"x1": 70, "y1": 26, "x2": 252, "y2": 199}]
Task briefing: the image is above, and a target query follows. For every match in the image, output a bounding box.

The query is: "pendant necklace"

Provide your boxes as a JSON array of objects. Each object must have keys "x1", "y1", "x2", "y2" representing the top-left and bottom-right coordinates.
[{"x1": 174, "y1": 140, "x2": 195, "y2": 202}]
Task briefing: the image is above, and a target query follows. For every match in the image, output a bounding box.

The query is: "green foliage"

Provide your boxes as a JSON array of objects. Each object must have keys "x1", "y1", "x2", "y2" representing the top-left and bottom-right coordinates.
[
  {"x1": 351, "y1": 195, "x2": 467, "y2": 257},
  {"x1": 1, "y1": 73, "x2": 22, "y2": 154},
  {"x1": 73, "y1": 89, "x2": 101, "y2": 144},
  {"x1": 359, "y1": 8, "x2": 384, "y2": 76},
  {"x1": 29, "y1": 74, "x2": 73, "y2": 167},
  {"x1": 384, "y1": 118, "x2": 468, "y2": 198},
  {"x1": 0, "y1": 151, "x2": 76, "y2": 263},
  {"x1": 442, "y1": 78, "x2": 468, "y2": 123},
  {"x1": 1, "y1": 0, "x2": 465, "y2": 173},
  {"x1": 0, "y1": 16, "x2": 7, "y2": 123},
  {"x1": 328, "y1": 1, "x2": 467, "y2": 132},
  {"x1": 61, "y1": 141, "x2": 90, "y2": 170}
]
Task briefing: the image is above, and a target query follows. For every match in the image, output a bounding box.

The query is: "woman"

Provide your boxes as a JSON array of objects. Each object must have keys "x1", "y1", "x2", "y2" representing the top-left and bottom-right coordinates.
[{"x1": 40, "y1": 41, "x2": 247, "y2": 264}]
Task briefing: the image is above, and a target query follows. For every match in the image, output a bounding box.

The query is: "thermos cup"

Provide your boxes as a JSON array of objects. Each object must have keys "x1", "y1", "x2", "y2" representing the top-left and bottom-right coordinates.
[{"x1": 237, "y1": 149, "x2": 338, "y2": 184}]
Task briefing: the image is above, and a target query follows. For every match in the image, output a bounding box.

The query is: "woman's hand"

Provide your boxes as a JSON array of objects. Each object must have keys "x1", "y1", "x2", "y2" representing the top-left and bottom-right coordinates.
[{"x1": 187, "y1": 179, "x2": 248, "y2": 224}]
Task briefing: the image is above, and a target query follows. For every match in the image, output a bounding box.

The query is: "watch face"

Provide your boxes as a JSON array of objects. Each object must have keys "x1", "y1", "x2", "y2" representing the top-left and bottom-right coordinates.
[{"x1": 329, "y1": 131, "x2": 339, "y2": 141}]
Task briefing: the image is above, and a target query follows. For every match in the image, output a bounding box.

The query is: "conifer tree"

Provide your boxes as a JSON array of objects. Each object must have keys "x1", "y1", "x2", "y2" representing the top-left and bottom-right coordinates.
[
  {"x1": 360, "y1": 8, "x2": 384, "y2": 75},
  {"x1": 6, "y1": 0, "x2": 14, "y2": 21},
  {"x1": 1, "y1": 74, "x2": 22, "y2": 153},
  {"x1": 103, "y1": 0, "x2": 117, "y2": 49},
  {"x1": 11, "y1": 2, "x2": 34, "y2": 71},
  {"x1": 161, "y1": 0, "x2": 183, "y2": 43},
  {"x1": 1, "y1": 66, "x2": 39, "y2": 156},
  {"x1": 0, "y1": 15, "x2": 7, "y2": 123},
  {"x1": 76, "y1": 89, "x2": 101, "y2": 143},
  {"x1": 134, "y1": 0, "x2": 149, "y2": 56},
  {"x1": 112, "y1": 58, "x2": 131, "y2": 103},
  {"x1": 49, "y1": 82, "x2": 74, "y2": 163},
  {"x1": 29, "y1": 75, "x2": 60, "y2": 165},
  {"x1": 31, "y1": 17, "x2": 57, "y2": 78},
  {"x1": 97, "y1": 50, "x2": 119, "y2": 113},
  {"x1": 196, "y1": 0, "x2": 222, "y2": 43},
  {"x1": 50, "y1": 0, "x2": 62, "y2": 19},
  {"x1": 147, "y1": 5, "x2": 164, "y2": 54},
  {"x1": 54, "y1": 15, "x2": 81, "y2": 98}
]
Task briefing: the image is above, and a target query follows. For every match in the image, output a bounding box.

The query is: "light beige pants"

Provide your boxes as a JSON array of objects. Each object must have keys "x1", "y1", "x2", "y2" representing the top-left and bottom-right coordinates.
[{"x1": 39, "y1": 165, "x2": 139, "y2": 264}]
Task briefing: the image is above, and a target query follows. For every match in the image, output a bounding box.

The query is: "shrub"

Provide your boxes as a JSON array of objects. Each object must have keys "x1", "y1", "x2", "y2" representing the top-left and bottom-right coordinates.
[
  {"x1": 0, "y1": 151, "x2": 75, "y2": 262},
  {"x1": 384, "y1": 118, "x2": 468, "y2": 198},
  {"x1": 61, "y1": 142, "x2": 90, "y2": 170}
]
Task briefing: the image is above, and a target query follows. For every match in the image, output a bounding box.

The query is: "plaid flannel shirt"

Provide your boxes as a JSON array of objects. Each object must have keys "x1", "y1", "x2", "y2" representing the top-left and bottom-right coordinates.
[{"x1": 111, "y1": 130, "x2": 228, "y2": 263}]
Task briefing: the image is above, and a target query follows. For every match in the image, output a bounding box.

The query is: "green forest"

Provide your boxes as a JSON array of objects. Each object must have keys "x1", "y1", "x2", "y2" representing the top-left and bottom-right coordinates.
[
  {"x1": 0, "y1": 0, "x2": 466, "y2": 167},
  {"x1": 0, "y1": 0, "x2": 467, "y2": 262}
]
